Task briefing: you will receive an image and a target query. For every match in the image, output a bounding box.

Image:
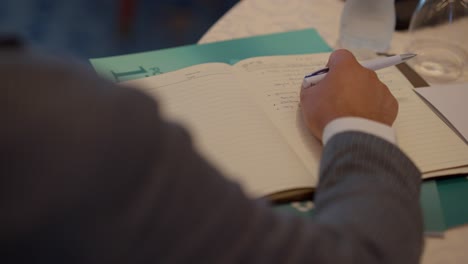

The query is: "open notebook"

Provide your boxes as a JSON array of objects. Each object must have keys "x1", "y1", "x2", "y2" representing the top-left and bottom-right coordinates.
[{"x1": 124, "y1": 52, "x2": 468, "y2": 198}]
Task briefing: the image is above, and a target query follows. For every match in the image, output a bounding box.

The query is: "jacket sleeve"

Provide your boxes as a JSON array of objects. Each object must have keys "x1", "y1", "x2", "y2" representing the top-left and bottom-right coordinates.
[{"x1": 0, "y1": 49, "x2": 423, "y2": 264}]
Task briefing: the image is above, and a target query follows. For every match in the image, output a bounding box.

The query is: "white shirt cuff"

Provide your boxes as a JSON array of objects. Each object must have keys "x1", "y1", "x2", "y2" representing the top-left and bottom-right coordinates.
[{"x1": 322, "y1": 117, "x2": 396, "y2": 145}]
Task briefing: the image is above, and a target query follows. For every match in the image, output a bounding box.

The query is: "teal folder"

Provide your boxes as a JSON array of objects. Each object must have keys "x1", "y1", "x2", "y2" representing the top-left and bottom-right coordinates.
[
  {"x1": 421, "y1": 181, "x2": 447, "y2": 234},
  {"x1": 90, "y1": 28, "x2": 447, "y2": 233},
  {"x1": 90, "y1": 28, "x2": 331, "y2": 82},
  {"x1": 437, "y1": 176, "x2": 468, "y2": 228},
  {"x1": 274, "y1": 181, "x2": 446, "y2": 235}
]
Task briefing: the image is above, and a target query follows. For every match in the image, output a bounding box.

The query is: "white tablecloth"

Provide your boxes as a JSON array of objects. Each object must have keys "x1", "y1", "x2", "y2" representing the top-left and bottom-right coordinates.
[{"x1": 200, "y1": 0, "x2": 468, "y2": 83}]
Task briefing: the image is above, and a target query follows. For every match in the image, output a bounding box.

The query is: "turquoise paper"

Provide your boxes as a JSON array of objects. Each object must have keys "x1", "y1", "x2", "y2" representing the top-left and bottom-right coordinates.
[
  {"x1": 274, "y1": 181, "x2": 446, "y2": 234},
  {"x1": 437, "y1": 176, "x2": 468, "y2": 228},
  {"x1": 420, "y1": 180, "x2": 447, "y2": 234},
  {"x1": 90, "y1": 29, "x2": 332, "y2": 82}
]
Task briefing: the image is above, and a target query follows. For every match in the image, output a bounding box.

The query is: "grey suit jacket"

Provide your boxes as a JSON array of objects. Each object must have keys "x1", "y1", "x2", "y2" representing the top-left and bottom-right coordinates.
[{"x1": 1, "y1": 45, "x2": 423, "y2": 263}]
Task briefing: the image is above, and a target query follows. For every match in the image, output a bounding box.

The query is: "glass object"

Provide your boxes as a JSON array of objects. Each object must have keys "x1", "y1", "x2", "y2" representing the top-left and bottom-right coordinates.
[
  {"x1": 337, "y1": 0, "x2": 396, "y2": 53},
  {"x1": 406, "y1": 0, "x2": 468, "y2": 83}
]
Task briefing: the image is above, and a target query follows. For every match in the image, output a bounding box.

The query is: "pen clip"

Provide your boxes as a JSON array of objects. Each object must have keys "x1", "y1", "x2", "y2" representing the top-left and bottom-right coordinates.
[{"x1": 304, "y1": 67, "x2": 329, "y2": 78}]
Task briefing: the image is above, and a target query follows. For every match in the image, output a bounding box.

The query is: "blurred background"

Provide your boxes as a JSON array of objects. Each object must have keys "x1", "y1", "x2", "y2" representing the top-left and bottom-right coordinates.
[{"x1": 0, "y1": 0, "x2": 239, "y2": 60}]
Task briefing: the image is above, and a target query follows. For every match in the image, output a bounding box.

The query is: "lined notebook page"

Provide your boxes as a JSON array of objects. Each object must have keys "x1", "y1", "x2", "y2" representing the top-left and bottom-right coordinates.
[
  {"x1": 235, "y1": 54, "x2": 468, "y2": 176},
  {"x1": 378, "y1": 67, "x2": 468, "y2": 175},
  {"x1": 235, "y1": 54, "x2": 329, "y2": 176},
  {"x1": 124, "y1": 63, "x2": 313, "y2": 197}
]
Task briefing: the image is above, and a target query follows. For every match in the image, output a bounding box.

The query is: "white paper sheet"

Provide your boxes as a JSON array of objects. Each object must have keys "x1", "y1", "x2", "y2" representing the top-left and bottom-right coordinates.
[{"x1": 415, "y1": 83, "x2": 468, "y2": 143}]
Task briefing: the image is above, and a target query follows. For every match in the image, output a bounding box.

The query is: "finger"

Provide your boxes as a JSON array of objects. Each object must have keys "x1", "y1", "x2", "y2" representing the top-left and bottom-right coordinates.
[
  {"x1": 327, "y1": 49, "x2": 360, "y2": 69},
  {"x1": 300, "y1": 79, "x2": 320, "y2": 102}
]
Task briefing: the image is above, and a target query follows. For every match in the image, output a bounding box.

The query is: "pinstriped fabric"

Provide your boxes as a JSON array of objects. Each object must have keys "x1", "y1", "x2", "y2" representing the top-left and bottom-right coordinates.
[
  {"x1": 315, "y1": 131, "x2": 423, "y2": 264},
  {"x1": 146, "y1": 131, "x2": 424, "y2": 264},
  {"x1": 319, "y1": 131, "x2": 421, "y2": 202},
  {"x1": 1, "y1": 50, "x2": 423, "y2": 263}
]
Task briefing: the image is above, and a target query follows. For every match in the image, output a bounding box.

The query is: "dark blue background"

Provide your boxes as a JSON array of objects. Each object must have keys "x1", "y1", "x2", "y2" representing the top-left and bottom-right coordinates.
[{"x1": 0, "y1": 0, "x2": 238, "y2": 60}]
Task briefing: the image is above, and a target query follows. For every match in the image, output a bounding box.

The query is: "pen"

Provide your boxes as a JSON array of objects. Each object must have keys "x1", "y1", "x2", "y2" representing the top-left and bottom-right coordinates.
[{"x1": 302, "y1": 53, "x2": 417, "y2": 88}]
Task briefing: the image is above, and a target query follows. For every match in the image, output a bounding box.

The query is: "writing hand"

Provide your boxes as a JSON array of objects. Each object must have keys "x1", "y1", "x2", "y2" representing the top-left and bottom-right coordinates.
[{"x1": 300, "y1": 49, "x2": 398, "y2": 141}]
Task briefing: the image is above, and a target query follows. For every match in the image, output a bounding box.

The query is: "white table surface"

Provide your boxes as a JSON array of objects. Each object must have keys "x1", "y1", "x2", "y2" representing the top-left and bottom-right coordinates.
[
  {"x1": 199, "y1": 0, "x2": 468, "y2": 83},
  {"x1": 198, "y1": 0, "x2": 468, "y2": 263}
]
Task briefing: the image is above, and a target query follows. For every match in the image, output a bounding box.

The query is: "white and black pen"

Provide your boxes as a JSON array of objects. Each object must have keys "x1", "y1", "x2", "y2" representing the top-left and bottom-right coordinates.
[{"x1": 302, "y1": 53, "x2": 417, "y2": 88}]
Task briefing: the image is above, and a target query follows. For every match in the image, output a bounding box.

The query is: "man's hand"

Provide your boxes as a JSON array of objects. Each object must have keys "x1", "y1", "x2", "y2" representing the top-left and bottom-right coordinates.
[{"x1": 300, "y1": 49, "x2": 399, "y2": 141}]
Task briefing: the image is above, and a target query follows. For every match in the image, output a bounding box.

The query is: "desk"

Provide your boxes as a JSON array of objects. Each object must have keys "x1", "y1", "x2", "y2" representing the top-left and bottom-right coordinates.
[
  {"x1": 198, "y1": 0, "x2": 468, "y2": 263},
  {"x1": 199, "y1": 0, "x2": 468, "y2": 83}
]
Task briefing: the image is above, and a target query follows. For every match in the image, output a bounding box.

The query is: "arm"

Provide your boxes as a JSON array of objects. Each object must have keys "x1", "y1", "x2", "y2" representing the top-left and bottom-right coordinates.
[{"x1": 0, "y1": 48, "x2": 422, "y2": 264}]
